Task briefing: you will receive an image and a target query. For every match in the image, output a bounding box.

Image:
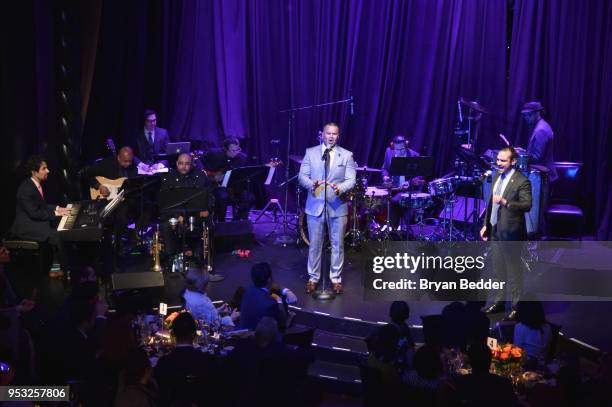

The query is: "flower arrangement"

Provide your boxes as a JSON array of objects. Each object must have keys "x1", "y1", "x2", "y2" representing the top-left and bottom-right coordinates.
[{"x1": 491, "y1": 343, "x2": 525, "y2": 377}]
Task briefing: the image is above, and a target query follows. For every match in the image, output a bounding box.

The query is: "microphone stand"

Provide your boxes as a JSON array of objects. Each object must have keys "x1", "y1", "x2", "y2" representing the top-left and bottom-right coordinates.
[
  {"x1": 277, "y1": 95, "x2": 353, "y2": 247},
  {"x1": 312, "y1": 148, "x2": 335, "y2": 301}
]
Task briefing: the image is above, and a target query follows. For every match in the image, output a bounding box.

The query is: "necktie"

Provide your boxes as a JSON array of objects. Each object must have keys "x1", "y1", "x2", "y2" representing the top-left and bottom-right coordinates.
[
  {"x1": 37, "y1": 184, "x2": 44, "y2": 199},
  {"x1": 490, "y1": 173, "x2": 506, "y2": 226},
  {"x1": 147, "y1": 131, "x2": 153, "y2": 144},
  {"x1": 325, "y1": 148, "x2": 333, "y2": 176}
]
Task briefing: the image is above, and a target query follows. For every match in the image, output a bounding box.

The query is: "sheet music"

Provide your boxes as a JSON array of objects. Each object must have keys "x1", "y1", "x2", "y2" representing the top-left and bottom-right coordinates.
[
  {"x1": 101, "y1": 190, "x2": 125, "y2": 219},
  {"x1": 264, "y1": 167, "x2": 275, "y2": 186},
  {"x1": 137, "y1": 163, "x2": 169, "y2": 175},
  {"x1": 221, "y1": 170, "x2": 232, "y2": 188}
]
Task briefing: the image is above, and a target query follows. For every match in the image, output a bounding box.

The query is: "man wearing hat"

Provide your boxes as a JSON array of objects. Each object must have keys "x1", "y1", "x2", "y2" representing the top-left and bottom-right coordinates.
[{"x1": 520, "y1": 101, "x2": 558, "y2": 182}]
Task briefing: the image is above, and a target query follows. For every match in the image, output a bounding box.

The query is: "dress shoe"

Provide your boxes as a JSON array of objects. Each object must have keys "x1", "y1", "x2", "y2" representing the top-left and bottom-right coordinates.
[
  {"x1": 306, "y1": 281, "x2": 317, "y2": 294},
  {"x1": 484, "y1": 302, "x2": 506, "y2": 314},
  {"x1": 332, "y1": 283, "x2": 344, "y2": 294},
  {"x1": 504, "y1": 310, "x2": 518, "y2": 321}
]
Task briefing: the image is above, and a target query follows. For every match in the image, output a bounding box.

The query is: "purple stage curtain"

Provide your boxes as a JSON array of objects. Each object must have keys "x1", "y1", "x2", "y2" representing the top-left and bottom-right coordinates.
[
  {"x1": 157, "y1": 0, "x2": 507, "y2": 173},
  {"x1": 507, "y1": 0, "x2": 612, "y2": 237}
]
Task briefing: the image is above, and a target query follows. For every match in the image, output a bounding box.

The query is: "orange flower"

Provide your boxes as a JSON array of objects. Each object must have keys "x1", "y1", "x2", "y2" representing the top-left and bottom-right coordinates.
[
  {"x1": 500, "y1": 352, "x2": 510, "y2": 361},
  {"x1": 503, "y1": 345, "x2": 512, "y2": 352},
  {"x1": 511, "y1": 348, "x2": 522, "y2": 358}
]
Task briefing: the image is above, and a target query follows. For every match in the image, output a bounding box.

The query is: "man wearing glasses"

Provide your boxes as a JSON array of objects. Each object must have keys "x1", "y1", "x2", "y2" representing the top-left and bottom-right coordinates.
[{"x1": 203, "y1": 137, "x2": 251, "y2": 222}]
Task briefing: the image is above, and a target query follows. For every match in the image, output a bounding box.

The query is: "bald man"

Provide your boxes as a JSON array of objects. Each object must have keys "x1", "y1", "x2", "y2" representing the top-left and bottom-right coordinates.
[
  {"x1": 160, "y1": 153, "x2": 211, "y2": 257},
  {"x1": 84, "y1": 146, "x2": 146, "y2": 255}
]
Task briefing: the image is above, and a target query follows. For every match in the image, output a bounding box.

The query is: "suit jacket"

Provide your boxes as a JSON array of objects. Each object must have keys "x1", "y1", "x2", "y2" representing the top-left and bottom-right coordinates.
[
  {"x1": 239, "y1": 286, "x2": 285, "y2": 331},
  {"x1": 84, "y1": 156, "x2": 138, "y2": 189},
  {"x1": 135, "y1": 127, "x2": 169, "y2": 165},
  {"x1": 527, "y1": 118, "x2": 557, "y2": 182},
  {"x1": 155, "y1": 346, "x2": 215, "y2": 378},
  {"x1": 298, "y1": 145, "x2": 356, "y2": 218},
  {"x1": 11, "y1": 178, "x2": 57, "y2": 241},
  {"x1": 484, "y1": 171, "x2": 532, "y2": 241}
]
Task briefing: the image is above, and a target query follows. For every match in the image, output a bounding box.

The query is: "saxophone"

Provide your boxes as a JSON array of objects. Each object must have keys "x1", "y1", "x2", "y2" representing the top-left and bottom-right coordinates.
[
  {"x1": 152, "y1": 224, "x2": 163, "y2": 272},
  {"x1": 202, "y1": 222, "x2": 213, "y2": 272}
]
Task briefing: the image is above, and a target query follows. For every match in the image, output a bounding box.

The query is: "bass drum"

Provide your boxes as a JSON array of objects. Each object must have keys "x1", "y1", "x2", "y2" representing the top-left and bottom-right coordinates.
[{"x1": 299, "y1": 206, "x2": 355, "y2": 246}]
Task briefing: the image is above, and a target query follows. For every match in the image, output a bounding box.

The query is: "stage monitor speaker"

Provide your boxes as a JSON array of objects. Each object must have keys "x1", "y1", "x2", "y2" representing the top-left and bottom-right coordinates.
[
  {"x1": 214, "y1": 220, "x2": 254, "y2": 252},
  {"x1": 109, "y1": 272, "x2": 165, "y2": 312}
]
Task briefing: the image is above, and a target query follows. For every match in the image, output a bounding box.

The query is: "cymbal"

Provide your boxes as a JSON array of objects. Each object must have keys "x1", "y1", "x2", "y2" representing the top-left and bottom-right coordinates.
[
  {"x1": 288, "y1": 155, "x2": 303, "y2": 164},
  {"x1": 459, "y1": 97, "x2": 488, "y2": 114},
  {"x1": 355, "y1": 166, "x2": 381, "y2": 172}
]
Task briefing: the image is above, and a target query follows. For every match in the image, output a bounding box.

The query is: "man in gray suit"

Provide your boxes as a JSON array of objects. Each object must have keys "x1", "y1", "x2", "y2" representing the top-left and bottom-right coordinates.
[
  {"x1": 299, "y1": 123, "x2": 356, "y2": 294},
  {"x1": 480, "y1": 146, "x2": 532, "y2": 320},
  {"x1": 135, "y1": 109, "x2": 170, "y2": 165}
]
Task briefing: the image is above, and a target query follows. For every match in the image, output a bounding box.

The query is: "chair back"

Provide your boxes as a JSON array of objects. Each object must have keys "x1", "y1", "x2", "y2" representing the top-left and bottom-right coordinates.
[
  {"x1": 550, "y1": 162, "x2": 583, "y2": 204},
  {"x1": 421, "y1": 314, "x2": 445, "y2": 345}
]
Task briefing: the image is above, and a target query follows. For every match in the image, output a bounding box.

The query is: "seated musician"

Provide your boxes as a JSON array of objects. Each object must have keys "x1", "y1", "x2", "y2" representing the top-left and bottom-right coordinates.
[
  {"x1": 381, "y1": 134, "x2": 425, "y2": 229},
  {"x1": 134, "y1": 109, "x2": 170, "y2": 169},
  {"x1": 159, "y1": 153, "x2": 211, "y2": 258},
  {"x1": 10, "y1": 156, "x2": 71, "y2": 277},
  {"x1": 83, "y1": 147, "x2": 148, "y2": 253},
  {"x1": 202, "y1": 137, "x2": 253, "y2": 222}
]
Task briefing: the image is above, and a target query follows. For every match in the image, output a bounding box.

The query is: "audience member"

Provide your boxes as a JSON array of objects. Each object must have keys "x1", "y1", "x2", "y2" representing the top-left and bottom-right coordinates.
[
  {"x1": 367, "y1": 301, "x2": 415, "y2": 370},
  {"x1": 239, "y1": 263, "x2": 287, "y2": 330},
  {"x1": 454, "y1": 342, "x2": 520, "y2": 406},
  {"x1": 404, "y1": 344, "x2": 445, "y2": 390},
  {"x1": 513, "y1": 300, "x2": 552, "y2": 363},
  {"x1": 155, "y1": 312, "x2": 216, "y2": 406},
  {"x1": 230, "y1": 316, "x2": 313, "y2": 406},
  {"x1": 182, "y1": 269, "x2": 238, "y2": 327},
  {"x1": 114, "y1": 348, "x2": 159, "y2": 407},
  {"x1": 367, "y1": 324, "x2": 402, "y2": 386},
  {"x1": 60, "y1": 301, "x2": 99, "y2": 381}
]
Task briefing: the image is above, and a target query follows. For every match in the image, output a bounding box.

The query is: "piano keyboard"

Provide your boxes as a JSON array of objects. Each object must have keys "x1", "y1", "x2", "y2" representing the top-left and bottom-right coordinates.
[{"x1": 57, "y1": 203, "x2": 77, "y2": 231}]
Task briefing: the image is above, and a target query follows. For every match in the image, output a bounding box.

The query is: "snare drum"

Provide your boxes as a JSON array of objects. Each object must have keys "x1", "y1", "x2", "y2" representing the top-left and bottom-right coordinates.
[
  {"x1": 399, "y1": 192, "x2": 433, "y2": 209},
  {"x1": 363, "y1": 186, "x2": 389, "y2": 208},
  {"x1": 517, "y1": 153, "x2": 530, "y2": 172},
  {"x1": 428, "y1": 177, "x2": 457, "y2": 196}
]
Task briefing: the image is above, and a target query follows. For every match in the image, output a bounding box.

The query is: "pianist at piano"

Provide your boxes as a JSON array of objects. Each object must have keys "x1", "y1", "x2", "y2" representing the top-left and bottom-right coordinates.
[
  {"x1": 83, "y1": 146, "x2": 149, "y2": 252},
  {"x1": 10, "y1": 155, "x2": 71, "y2": 275}
]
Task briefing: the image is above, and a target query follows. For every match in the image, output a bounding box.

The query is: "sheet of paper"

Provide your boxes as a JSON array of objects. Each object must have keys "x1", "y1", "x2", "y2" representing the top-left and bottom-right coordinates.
[
  {"x1": 264, "y1": 167, "x2": 276, "y2": 186},
  {"x1": 221, "y1": 170, "x2": 232, "y2": 188}
]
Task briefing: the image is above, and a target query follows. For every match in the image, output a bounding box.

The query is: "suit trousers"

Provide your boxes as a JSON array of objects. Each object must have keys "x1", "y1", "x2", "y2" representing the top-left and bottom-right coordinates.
[
  {"x1": 490, "y1": 226, "x2": 524, "y2": 305},
  {"x1": 306, "y1": 212, "x2": 347, "y2": 284}
]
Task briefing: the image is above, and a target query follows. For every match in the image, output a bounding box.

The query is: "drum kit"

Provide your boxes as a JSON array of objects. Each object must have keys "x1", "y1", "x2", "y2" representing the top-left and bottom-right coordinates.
[{"x1": 288, "y1": 154, "x2": 470, "y2": 245}]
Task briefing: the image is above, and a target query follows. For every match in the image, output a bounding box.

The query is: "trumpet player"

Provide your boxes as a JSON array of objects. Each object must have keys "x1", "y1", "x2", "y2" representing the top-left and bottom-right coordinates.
[{"x1": 160, "y1": 153, "x2": 212, "y2": 259}]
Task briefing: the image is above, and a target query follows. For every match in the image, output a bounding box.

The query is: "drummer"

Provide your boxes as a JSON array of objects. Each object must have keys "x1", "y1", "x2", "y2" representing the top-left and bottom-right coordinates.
[{"x1": 381, "y1": 134, "x2": 426, "y2": 229}]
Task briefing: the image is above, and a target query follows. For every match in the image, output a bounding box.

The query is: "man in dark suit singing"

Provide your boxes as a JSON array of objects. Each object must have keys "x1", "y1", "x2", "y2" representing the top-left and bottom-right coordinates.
[
  {"x1": 480, "y1": 146, "x2": 532, "y2": 320},
  {"x1": 135, "y1": 109, "x2": 170, "y2": 166},
  {"x1": 11, "y1": 156, "x2": 71, "y2": 276}
]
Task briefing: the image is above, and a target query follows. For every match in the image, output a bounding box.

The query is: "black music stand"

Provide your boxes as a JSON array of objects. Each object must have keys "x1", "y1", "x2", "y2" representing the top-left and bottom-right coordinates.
[
  {"x1": 159, "y1": 187, "x2": 221, "y2": 280},
  {"x1": 222, "y1": 165, "x2": 272, "y2": 220},
  {"x1": 389, "y1": 156, "x2": 434, "y2": 179}
]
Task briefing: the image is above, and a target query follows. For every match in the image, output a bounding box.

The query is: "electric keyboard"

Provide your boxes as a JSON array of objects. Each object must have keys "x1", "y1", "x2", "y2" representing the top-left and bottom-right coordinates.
[{"x1": 57, "y1": 200, "x2": 104, "y2": 241}]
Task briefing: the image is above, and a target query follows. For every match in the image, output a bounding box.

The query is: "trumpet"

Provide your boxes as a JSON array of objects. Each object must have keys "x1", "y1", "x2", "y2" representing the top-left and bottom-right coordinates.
[
  {"x1": 202, "y1": 222, "x2": 213, "y2": 272},
  {"x1": 152, "y1": 224, "x2": 164, "y2": 272}
]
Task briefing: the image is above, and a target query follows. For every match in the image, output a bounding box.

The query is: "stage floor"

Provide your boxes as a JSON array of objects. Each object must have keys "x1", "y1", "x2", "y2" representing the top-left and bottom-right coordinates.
[
  {"x1": 111, "y1": 211, "x2": 612, "y2": 353},
  {"x1": 18, "y1": 210, "x2": 612, "y2": 353}
]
